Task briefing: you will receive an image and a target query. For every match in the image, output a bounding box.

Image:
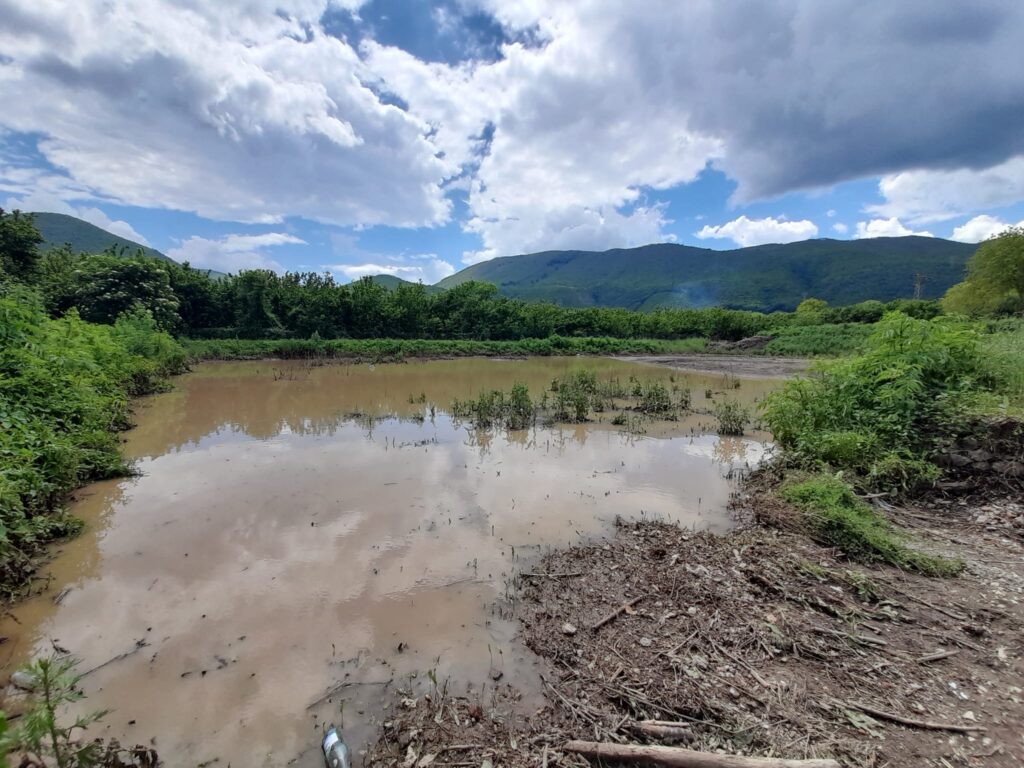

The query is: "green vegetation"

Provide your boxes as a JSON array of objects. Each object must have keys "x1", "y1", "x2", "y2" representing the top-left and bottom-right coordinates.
[
  {"x1": 0, "y1": 288, "x2": 184, "y2": 592},
  {"x1": 763, "y1": 312, "x2": 986, "y2": 493},
  {"x1": 439, "y1": 238, "x2": 975, "y2": 312},
  {"x1": 979, "y1": 321, "x2": 1024, "y2": 408},
  {"x1": 779, "y1": 474, "x2": 961, "y2": 576},
  {"x1": 452, "y1": 383, "x2": 535, "y2": 430},
  {"x1": 942, "y1": 226, "x2": 1024, "y2": 316},
  {"x1": 713, "y1": 399, "x2": 750, "y2": 436},
  {"x1": 0, "y1": 655, "x2": 157, "y2": 766},
  {"x1": 183, "y1": 336, "x2": 707, "y2": 361},
  {"x1": 761, "y1": 323, "x2": 873, "y2": 357}
]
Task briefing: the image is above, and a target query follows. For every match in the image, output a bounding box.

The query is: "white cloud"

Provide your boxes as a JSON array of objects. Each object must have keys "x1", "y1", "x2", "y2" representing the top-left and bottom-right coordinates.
[
  {"x1": 832, "y1": 222, "x2": 849, "y2": 234},
  {"x1": 950, "y1": 214, "x2": 1024, "y2": 243},
  {"x1": 2, "y1": 188, "x2": 151, "y2": 245},
  {"x1": 695, "y1": 216, "x2": 818, "y2": 247},
  {"x1": 826, "y1": 209, "x2": 837, "y2": 218},
  {"x1": 0, "y1": 0, "x2": 451, "y2": 227},
  {"x1": 323, "y1": 257, "x2": 455, "y2": 284},
  {"x1": 869, "y1": 155, "x2": 1024, "y2": 224},
  {"x1": 166, "y1": 232, "x2": 305, "y2": 273},
  {"x1": 854, "y1": 217, "x2": 933, "y2": 239}
]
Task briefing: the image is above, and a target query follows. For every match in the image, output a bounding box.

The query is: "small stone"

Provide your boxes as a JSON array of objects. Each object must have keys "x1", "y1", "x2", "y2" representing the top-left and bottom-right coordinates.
[
  {"x1": 963, "y1": 711, "x2": 976, "y2": 721},
  {"x1": 561, "y1": 622, "x2": 577, "y2": 636},
  {"x1": 687, "y1": 606, "x2": 698, "y2": 616},
  {"x1": 948, "y1": 453, "x2": 971, "y2": 468},
  {"x1": 638, "y1": 637, "x2": 653, "y2": 647},
  {"x1": 10, "y1": 671, "x2": 37, "y2": 691},
  {"x1": 967, "y1": 449, "x2": 994, "y2": 463}
]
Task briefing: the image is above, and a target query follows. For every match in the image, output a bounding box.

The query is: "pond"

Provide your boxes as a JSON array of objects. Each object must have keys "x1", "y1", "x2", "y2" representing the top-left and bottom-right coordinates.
[{"x1": 0, "y1": 356, "x2": 782, "y2": 767}]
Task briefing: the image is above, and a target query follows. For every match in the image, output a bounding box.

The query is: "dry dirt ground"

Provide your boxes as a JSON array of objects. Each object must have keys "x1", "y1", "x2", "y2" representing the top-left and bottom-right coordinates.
[{"x1": 364, "y1": 482, "x2": 1024, "y2": 768}]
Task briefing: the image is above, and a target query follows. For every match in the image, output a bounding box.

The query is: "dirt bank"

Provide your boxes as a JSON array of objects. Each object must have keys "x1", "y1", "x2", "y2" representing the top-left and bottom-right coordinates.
[
  {"x1": 621, "y1": 354, "x2": 809, "y2": 378},
  {"x1": 364, "y1": 485, "x2": 1024, "y2": 767}
]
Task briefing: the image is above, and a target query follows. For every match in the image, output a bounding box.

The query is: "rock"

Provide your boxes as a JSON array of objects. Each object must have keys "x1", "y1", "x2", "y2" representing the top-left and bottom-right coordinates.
[
  {"x1": 967, "y1": 449, "x2": 994, "y2": 463},
  {"x1": 1, "y1": 685, "x2": 33, "y2": 716},
  {"x1": 948, "y1": 453, "x2": 971, "y2": 468},
  {"x1": 9, "y1": 670, "x2": 37, "y2": 691},
  {"x1": 992, "y1": 460, "x2": 1024, "y2": 477},
  {"x1": 638, "y1": 637, "x2": 653, "y2": 647},
  {"x1": 561, "y1": 622, "x2": 577, "y2": 636},
  {"x1": 972, "y1": 461, "x2": 991, "y2": 472},
  {"x1": 960, "y1": 437, "x2": 980, "y2": 451}
]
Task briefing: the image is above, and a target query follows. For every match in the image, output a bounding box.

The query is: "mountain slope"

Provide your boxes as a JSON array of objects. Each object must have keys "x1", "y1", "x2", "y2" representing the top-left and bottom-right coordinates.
[
  {"x1": 368, "y1": 274, "x2": 443, "y2": 294},
  {"x1": 438, "y1": 238, "x2": 975, "y2": 311},
  {"x1": 31, "y1": 212, "x2": 171, "y2": 262}
]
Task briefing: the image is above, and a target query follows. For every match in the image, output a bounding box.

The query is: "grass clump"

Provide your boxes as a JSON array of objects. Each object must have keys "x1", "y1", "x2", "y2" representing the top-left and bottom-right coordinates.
[
  {"x1": 452, "y1": 382, "x2": 535, "y2": 430},
  {"x1": 779, "y1": 474, "x2": 962, "y2": 576},
  {"x1": 712, "y1": 399, "x2": 750, "y2": 435}
]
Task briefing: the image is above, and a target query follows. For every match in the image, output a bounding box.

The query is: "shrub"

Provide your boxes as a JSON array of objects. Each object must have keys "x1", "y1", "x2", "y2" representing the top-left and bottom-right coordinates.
[{"x1": 713, "y1": 399, "x2": 750, "y2": 436}]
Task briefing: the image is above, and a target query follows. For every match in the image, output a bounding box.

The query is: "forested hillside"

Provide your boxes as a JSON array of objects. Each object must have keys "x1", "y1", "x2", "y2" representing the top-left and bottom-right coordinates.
[
  {"x1": 32, "y1": 212, "x2": 171, "y2": 262},
  {"x1": 439, "y1": 238, "x2": 976, "y2": 311}
]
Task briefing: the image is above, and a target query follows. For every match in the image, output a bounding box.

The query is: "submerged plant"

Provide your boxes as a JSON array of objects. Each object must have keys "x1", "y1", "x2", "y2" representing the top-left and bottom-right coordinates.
[{"x1": 713, "y1": 399, "x2": 750, "y2": 436}]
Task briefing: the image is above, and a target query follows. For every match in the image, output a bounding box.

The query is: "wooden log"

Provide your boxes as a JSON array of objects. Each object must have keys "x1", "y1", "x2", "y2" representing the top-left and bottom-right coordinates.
[
  {"x1": 848, "y1": 702, "x2": 985, "y2": 733},
  {"x1": 628, "y1": 720, "x2": 691, "y2": 741},
  {"x1": 562, "y1": 741, "x2": 841, "y2": 767}
]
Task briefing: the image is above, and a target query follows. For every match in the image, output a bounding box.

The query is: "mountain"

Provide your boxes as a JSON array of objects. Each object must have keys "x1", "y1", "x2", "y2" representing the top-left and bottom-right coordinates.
[
  {"x1": 368, "y1": 274, "x2": 443, "y2": 294},
  {"x1": 437, "y1": 237, "x2": 976, "y2": 312},
  {"x1": 31, "y1": 212, "x2": 171, "y2": 262}
]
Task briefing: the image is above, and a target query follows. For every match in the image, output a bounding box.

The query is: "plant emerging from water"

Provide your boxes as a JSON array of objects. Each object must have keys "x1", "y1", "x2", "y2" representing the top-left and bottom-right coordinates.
[
  {"x1": 713, "y1": 399, "x2": 750, "y2": 436},
  {"x1": 0, "y1": 655, "x2": 158, "y2": 767},
  {"x1": 452, "y1": 382, "x2": 535, "y2": 430}
]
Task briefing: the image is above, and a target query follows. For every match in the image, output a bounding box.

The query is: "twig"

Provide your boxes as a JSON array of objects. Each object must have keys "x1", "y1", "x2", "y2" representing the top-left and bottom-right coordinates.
[
  {"x1": 591, "y1": 596, "x2": 645, "y2": 631},
  {"x1": 846, "y1": 702, "x2": 985, "y2": 733},
  {"x1": 522, "y1": 572, "x2": 584, "y2": 578},
  {"x1": 561, "y1": 741, "x2": 841, "y2": 767}
]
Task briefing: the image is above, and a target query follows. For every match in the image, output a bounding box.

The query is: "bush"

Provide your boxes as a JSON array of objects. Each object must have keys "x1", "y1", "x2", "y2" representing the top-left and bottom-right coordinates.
[
  {"x1": 713, "y1": 399, "x2": 750, "y2": 435},
  {"x1": 779, "y1": 474, "x2": 961, "y2": 576},
  {"x1": 763, "y1": 312, "x2": 984, "y2": 490},
  {"x1": 0, "y1": 288, "x2": 183, "y2": 592}
]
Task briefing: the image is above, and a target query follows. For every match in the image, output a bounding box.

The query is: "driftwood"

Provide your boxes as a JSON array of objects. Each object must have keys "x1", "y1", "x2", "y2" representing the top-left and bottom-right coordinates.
[
  {"x1": 628, "y1": 720, "x2": 691, "y2": 741},
  {"x1": 848, "y1": 702, "x2": 985, "y2": 733},
  {"x1": 562, "y1": 741, "x2": 841, "y2": 767},
  {"x1": 591, "y1": 596, "x2": 645, "y2": 631}
]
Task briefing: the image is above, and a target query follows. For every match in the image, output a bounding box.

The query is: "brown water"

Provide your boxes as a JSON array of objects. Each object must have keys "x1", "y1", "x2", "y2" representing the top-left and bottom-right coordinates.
[{"x1": 0, "y1": 357, "x2": 779, "y2": 766}]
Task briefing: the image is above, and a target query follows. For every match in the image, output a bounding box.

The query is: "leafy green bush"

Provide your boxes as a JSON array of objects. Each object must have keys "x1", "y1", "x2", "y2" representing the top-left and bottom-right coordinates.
[
  {"x1": 763, "y1": 312, "x2": 984, "y2": 490},
  {"x1": 779, "y1": 474, "x2": 961, "y2": 576},
  {"x1": 762, "y1": 323, "x2": 872, "y2": 357},
  {"x1": 0, "y1": 289, "x2": 184, "y2": 592}
]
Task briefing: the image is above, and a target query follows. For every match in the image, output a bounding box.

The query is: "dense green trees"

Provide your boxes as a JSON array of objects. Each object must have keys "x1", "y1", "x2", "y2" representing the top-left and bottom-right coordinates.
[
  {"x1": 0, "y1": 209, "x2": 43, "y2": 283},
  {"x1": 943, "y1": 227, "x2": 1024, "y2": 316}
]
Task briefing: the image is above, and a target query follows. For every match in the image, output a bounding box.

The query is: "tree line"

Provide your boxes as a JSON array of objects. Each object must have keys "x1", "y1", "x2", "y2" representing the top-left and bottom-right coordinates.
[{"x1": 1, "y1": 208, "x2": 996, "y2": 343}]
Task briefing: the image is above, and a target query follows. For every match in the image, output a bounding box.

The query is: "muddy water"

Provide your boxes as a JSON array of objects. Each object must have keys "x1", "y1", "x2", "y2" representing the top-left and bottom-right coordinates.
[{"x1": 0, "y1": 357, "x2": 779, "y2": 767}]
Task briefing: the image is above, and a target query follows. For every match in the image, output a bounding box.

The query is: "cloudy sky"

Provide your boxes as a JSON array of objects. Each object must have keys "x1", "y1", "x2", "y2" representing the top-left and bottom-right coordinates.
[{"x1": 2, "y1": 0, "x2": 1023, "y2": 282}]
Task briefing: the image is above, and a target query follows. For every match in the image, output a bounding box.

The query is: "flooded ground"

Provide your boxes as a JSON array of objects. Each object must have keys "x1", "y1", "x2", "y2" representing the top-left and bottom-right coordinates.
[{"x1": 0, "y1": 357, "x2": 781, "y2": 767}]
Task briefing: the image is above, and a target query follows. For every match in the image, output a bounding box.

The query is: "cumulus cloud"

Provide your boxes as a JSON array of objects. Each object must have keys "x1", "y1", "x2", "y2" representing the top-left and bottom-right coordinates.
[
  {"x1": 0, "y1": 0, "x2": 451, "y2": 227},
  {"x1": 166, "y1": 232, "x2": 305, "y2": 273},
  {"x1": 868, "y1": 155, "x2": 1024, "y2": 224},
  {"x1": 4, "y1": 0, "x2": 1024, "y2": 262},
  {"x1": 950, "y1": 214, "x2": 1024, "y2": 243},
  {"x1": 323, "y1": 257, "x2": 455, "y2": 284},
  {"x1": 695, "y1": 216, "x2": 818, "y2": 247},
  {"x1": 832, "y1": 222, "x2": 849, "y2": 234},
  {"x1": 854, "y1": 218, "x2": 933, "y2": 239}
]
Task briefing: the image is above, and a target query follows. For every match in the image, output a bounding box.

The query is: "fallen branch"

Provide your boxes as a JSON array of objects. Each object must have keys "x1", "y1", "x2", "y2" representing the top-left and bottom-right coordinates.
[
  {"x1": 628, "y1": 720, "x2": 691, "y2": 741},
  {"x1": 561, "y1": 741, "x2": 841, "y2": 767},
  {"x1": 521, "y1": 572, "x2": 584, "y2": 578},
  {"x1": 847, "y1": 702, "x2": 985, "y2": 733},
  {"x1": 915, "y1": 648, "x2": 959, "y2": 664},
  {"x1": 591, "y1": 596, "x2": 645, "y2": 631}
]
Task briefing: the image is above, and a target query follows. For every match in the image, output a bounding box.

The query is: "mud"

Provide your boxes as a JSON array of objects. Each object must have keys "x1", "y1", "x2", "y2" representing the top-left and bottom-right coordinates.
[
  {"x1": 0, "y1": 357, "x2": 780, "y2": 767},
  {"x1": 366, "y1": 485, "x2": 1024, "y2": 768},
  {"x1": 622, "y1": 353, "x2": 809, "y2": 378}
]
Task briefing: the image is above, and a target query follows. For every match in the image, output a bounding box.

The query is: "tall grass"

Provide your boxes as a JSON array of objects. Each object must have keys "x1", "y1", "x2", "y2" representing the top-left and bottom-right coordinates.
[{"x1": 980, "y1": 324, "x2": 1024, "y2": 410}]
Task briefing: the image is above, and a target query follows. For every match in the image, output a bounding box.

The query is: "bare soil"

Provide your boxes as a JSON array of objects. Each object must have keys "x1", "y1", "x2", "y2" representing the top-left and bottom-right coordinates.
[
  {"x1": 621, "y1": 354, "x2": 809, "y2": 378},
  {"x1": 364, "y1": 482, "x2": 1024, "y2": 768}
]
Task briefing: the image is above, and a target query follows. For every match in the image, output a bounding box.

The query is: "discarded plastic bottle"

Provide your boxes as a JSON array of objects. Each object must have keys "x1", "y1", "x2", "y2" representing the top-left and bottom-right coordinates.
[{"x1": 322, "y1": 726, "x2": 351, "y2": 768}]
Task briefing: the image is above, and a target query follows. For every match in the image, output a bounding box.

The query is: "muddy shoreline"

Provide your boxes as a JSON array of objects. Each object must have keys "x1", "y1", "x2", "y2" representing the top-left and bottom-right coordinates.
[
  {"x1": 364, "y1": 478, "x2": 1024, "y2": 767},
  {"x1": 622, "y1": 353, "x2": 809, "y2": 378}
]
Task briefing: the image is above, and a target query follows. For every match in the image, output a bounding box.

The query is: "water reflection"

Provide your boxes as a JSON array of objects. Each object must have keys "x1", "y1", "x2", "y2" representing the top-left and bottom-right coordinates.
[{"x1": 0, "y1": 357, "x2": 779, "y2": 768}]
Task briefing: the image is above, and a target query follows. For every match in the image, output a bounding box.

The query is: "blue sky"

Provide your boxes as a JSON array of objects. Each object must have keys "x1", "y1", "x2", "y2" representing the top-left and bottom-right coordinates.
[{"x1": 2, "y1": 1, "x2": 1024, "y2": 282}]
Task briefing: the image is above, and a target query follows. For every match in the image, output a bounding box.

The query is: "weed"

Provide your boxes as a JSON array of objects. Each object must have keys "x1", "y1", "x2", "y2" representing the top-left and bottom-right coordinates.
[
  {"x1": 779, "y1": 474, "x2": 962, "y2": 576},
  {"x1": 713, "y1": 399, "x2": 750, "y2": 435}
]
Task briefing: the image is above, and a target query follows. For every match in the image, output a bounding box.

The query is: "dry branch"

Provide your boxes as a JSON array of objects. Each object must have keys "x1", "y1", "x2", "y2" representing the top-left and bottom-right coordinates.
[
  {"x1": 562, "y1": 741, "x2": 841, "y2": 767},
  {"x1": 591, "y1": 596, "x2": 645, "y2": 631},
  {"x1": 847, "y1": 702, "x2": 985, "y2": 733}
]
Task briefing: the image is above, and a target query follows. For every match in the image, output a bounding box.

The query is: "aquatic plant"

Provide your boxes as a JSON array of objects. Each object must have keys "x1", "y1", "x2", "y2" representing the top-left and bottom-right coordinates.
[{"x1": 713, "y1": 399, "x2": 750, "y2": 435}]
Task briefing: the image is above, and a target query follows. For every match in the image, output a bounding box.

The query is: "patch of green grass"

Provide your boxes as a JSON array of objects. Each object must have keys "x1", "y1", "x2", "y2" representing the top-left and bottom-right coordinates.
[
  {"x1": 762, "y1": 323, "x2": 873, "y2": 357},
  {"x1": 181, "y1": 335, "x2": 708, "y2": 361},
  {"x1": 980, "y1": 324, "x2": 1024, "y2": 410},
  {"x1": 779, "y1": 474, "x2": 962, "y2": 576}
]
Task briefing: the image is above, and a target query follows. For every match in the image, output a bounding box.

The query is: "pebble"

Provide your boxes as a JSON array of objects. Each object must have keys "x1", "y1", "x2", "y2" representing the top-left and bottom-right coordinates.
[
  {"x1": 638, "y1": 637, "x2": 653, "y2": 647},
  {"x1": 561, "y1": 622, "x2": 577, "y2": 636}
]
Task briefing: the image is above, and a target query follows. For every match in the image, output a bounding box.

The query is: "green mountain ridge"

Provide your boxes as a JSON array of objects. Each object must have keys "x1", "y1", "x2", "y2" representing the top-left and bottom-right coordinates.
[
  {"x1": 31, "y1": 211, "x2": 171, "y2": 262},
  {"x1": 368, "y1": 274, "x2": 443, "y2": 294},
  {"x1": 438, "y1": 237, "x2": 976, "y2": 311}
]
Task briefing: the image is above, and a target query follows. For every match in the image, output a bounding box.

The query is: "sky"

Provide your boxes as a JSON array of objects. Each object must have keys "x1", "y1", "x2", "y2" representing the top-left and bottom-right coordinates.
[{"x1": 2, "y1": 1, "x2": 1024, "y2": 283}]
